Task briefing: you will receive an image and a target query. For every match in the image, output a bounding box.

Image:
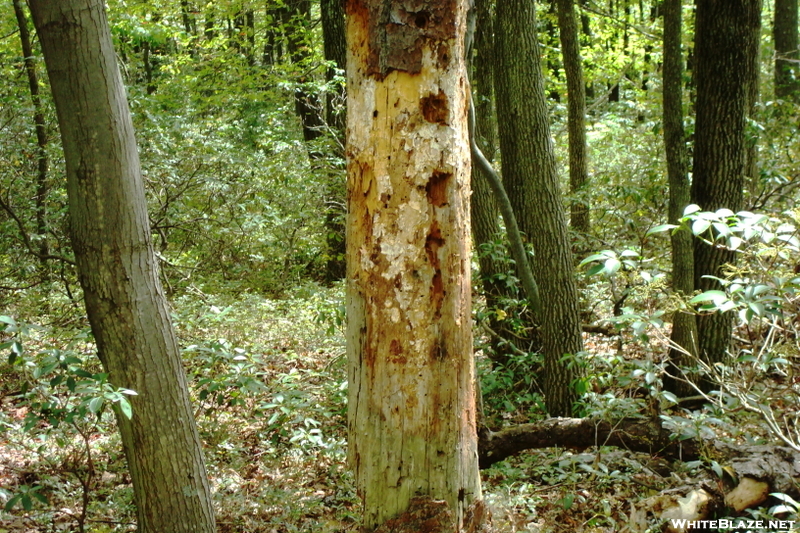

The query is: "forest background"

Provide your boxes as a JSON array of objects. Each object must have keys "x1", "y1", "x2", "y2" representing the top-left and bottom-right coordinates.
[{"x1": 1, "y1": 0, "x2": 800, "y2": 531}]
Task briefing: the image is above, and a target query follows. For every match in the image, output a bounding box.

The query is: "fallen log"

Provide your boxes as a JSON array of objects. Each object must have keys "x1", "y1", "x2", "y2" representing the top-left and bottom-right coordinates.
[
  {"x1": 478, "y1": 417, "x2": 701, "y2": 469},
  {"x1": 478, "y1": 416, "x2": 800, "y2": 522}
]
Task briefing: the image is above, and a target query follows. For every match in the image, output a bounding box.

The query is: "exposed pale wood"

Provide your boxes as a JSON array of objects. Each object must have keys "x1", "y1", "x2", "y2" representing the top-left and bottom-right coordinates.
[{"x1": 345, "y1": 0, "x2": 483, "y2": 530}]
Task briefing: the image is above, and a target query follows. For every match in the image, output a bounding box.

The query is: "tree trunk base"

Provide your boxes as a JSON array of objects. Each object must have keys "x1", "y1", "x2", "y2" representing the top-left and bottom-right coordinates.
[{"x1": 370, "y1": 498, "x2": 490, "y2": 533}]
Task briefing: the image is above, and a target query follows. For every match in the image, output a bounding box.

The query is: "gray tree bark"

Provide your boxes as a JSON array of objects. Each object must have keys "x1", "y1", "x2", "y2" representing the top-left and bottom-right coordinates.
[
  {"x1": 554, "y1": 0, "x2": 591, "y2": 233},
  {"x1": 28, "y1": 1, "x2": 216, "y2": 531},
  {"x1": 774, "y1": 0, "x2": 800, "y2": 100},
  {"x1": 661, "y1": 0, "x2": 698, "y2": 397},
  {"x1": 494, "y1": 0, "x2": 584, "y2": 417},
  {"x1": 12, "y1": 0, "x2": 49, "y2": 276},
  {"x1": 691, "y1": 0, "x2": 762, "y2": 387}
]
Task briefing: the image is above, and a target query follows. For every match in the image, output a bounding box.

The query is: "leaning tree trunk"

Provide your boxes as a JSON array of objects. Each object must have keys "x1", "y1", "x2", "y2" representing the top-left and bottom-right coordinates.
[
  {"x1": 28, "y1": 2, "x2": 216, "y2": 532},
  {"x1": 469, "y1": 0, "x2": 540, "y2": 364},
  {"x1": 691, "y1": 0, "x2": 762, "y2": 386},
  {"x1": 554, "y1": 0, "x2": 591, "y2": 234},
  {"x1": 662, "y1": 0, "x2": 698, "y2": 397},
  {"x1": 345, "y1": 0, "x2": 484, "y2": 530},
  {"x1": 774, "y1": 0, "x2": 800, "y2": 101},
  {"x1": 495, "y1": 0, "x2": 584, "y2": 417},
  {"x1": 470, "y1": 0, "x2": 502, "y2": 286}
]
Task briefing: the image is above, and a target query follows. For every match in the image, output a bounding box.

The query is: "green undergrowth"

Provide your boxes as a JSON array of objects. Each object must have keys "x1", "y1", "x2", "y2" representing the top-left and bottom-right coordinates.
[{"x1": 1, "y1": 278, "x2": 798, "y2": 532}]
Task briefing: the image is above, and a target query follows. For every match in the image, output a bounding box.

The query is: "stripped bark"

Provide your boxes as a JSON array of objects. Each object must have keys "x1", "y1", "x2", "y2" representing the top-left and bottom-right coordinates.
[{"x1": 345, "y1": 0, "x2": 483, "y2": 529}]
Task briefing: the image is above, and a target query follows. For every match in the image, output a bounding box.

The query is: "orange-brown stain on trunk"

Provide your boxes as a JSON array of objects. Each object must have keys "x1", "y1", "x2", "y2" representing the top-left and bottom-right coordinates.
[
  {"x1": 389, "y1": 338, "x2": 407, "y2": 364},
  {"x1": 420, "y1": 89, "x2": 449, "y2": 124},
  {"x1": 425, "y1": 170, "x2": 451, "y2": 207},
  {"x1": 425, "y1": 222, "x2": 446, "y2": 314}
]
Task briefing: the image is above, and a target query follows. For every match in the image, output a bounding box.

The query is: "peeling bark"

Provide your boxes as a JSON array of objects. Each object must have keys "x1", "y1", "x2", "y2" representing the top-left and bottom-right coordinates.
[{"x1": 345, "y1": 0, "x2": 482, "y2": 530}]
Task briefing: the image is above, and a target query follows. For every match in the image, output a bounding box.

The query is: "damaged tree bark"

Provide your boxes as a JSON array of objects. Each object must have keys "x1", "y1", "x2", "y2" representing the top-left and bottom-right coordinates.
[{"x1": 345, "y1": 0, "x2": 484, "y2": 531}]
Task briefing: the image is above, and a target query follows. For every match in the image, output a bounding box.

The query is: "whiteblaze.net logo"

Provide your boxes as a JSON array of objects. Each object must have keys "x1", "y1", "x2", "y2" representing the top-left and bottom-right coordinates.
[{"x1": 669, "y1": 518, "x2": 797, "y2": 531}]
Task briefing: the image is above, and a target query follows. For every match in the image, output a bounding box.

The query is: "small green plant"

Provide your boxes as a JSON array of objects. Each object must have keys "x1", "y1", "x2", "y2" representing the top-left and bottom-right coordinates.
[
  {"x1": 478, "y1": 349, "x2": 547, "y2": 423},
  {"x1": 3, "y1": 483, "x2": 48, "y2": 512},
  {"x1": 185, "y1": 338, "x2": 267, "y2": 414},
  {"x1": 2, "y1": 317, "x2": 136, "y2": 532}
]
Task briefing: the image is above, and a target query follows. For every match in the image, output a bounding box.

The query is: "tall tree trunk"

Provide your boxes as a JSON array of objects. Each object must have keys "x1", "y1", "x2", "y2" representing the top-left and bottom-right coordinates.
[
  {"x1": 661, "y1": 0, "x2": 697, "y2": 397},
  {"x1": 321, "y1": 0, "x2": 348, "y2": 283},
  {"x1": 495, "y1": 0, "x2": 584, "y2": 417},
  {"x1": 28, "y1": 2, "x2": 216, "y2": 531},
  {"x1": 577, "y1": 0, "x2": 594, "y2": 99},
  {"x1": 554, "y1": 0, "x2": 591, "y2": 233},
  {"x1": 774, "y1": 0, "x2": 800, "y2": 101},
  {"x1": 470, "y1": 0, "x2": 505, "y2": 301},
  {"x1": 180, "y1": 0, "x2": 197, "y2": 35},
  {"x1": 470, "y1": 0, "x2": 539, "y2": 365},
  {"x1": 12, "y1": 0, "x2": 49, "y2": 277},
  {"x1": 745, "y1": 2, "x2": 762, "y2": 200},
  {"x1": 345, "y1": 0, "x2": 484, "y2": 529},
  {"x1": 691, "y1": 0, "x2": 762, "y2": 386},
  {"x1": 287, "y1": 0, "x2": 325, "y2": 143},
  {"x1": 321, "y1": 0, "x2": 347, "y2": 134},
  {"x1": 544, "y1": 1, "x2": 562, "y2": 101},
  {"x1": 263, "y1": 2, "x2": 282, "y2": 65},
  {"x1": 142, "y1": 40, "x2": 156, "y2": 94}
]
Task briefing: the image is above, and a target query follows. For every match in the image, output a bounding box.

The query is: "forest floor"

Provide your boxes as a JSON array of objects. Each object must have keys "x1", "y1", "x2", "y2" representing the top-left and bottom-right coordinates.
[{"x1": 0, "y1": 284, "x2": 795, "y2": 532}]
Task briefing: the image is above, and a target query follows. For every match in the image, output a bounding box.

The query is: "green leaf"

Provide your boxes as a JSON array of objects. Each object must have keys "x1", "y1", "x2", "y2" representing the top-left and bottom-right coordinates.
[
  {"x1": 88, "y1": 396, "x2": 104, "y2": 414},
  {"x1": 691, "y1": 218, "x2": 711, "y2": 235},
  {"x1": 118, "y1": 397, "x2": 133, "y2": 419},
  {"x1": 712, "y1": 222, "x2": 731, "y2": 237},
  {"x1": 710, "y1": 461, "x2": 724, "y2": 479},
  {"x1": 4, "y1": 494, "x2": 22, "y2": 512},
  {"x1": 683, "y1": 204, "x2": 701, "y2": 216},
  {"x1": 660, "y1": 391, "x2": 678, "y2": 405},
  {"x1": 747, "y1": 302, "x2": 765, "y2": 317},
  {"x1": 604, "y1": 257, "x2": 622, "y2": 275},
  {"x1": 771, "y1": 492, "x2": 800, "y2": 508},
  {"x1": 579, "y1": 251, "x2": 613, "y2": 266},
  {"x1": 646, "y1": 224, "x2": 677, "y2": 236},
  {"x1": 689, "y1": 290, "x2": 727, "y2": 305},
  {"x1": 32, "y1": 490, "x2": 48, "y2": 505},
  {"x1": 586, "y1": 264, "x2": 605, "y2": 276}
]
